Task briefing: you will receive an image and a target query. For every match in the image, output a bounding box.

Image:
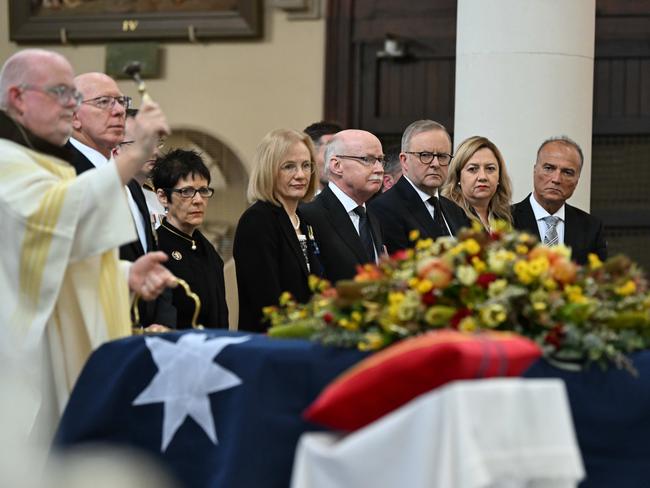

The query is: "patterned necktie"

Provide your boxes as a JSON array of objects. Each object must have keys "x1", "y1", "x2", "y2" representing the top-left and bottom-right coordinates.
[
  {"x1": 353, "y1": 206, "x2": 376, "y2": 263},
  {"x1": 543, "y1": 216, "x2": 560, "y2": 246},
  {"x1": 427, "y1": 196, "x2": 449, "y2": 237}
]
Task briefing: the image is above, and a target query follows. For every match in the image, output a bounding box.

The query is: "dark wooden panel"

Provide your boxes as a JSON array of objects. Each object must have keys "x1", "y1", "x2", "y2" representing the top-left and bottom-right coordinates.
[
  {"x1": 358, "y1": 39, "x2": 455, "y2": 137},
  {"x1": 594, "y1": 59, "x2": 610, "y2": 117},
  {"x1": 609, "y1": 59, "x2": 625, "y2": 118},
  {"x1": 355, "y1": 0, "x2": 456, "y2": 18},
  {"x1": 597, "y1": 0, "x2": 650, "y2": 16},
  {"x1": 325, "y1": 0, "x2": 355, "y2": 127},
  {"x1": 325, "y1": 0, "x2": 455, "y2": 132},
  {"x1": 596, "y1": 16, "x2": 650, "y2": 40},
  {"x1": 641, "y1": 60, "x2": 650, "y2": 116},
  {"x1": 625, "y1": 59, "x2": 641, "y2": 116}
]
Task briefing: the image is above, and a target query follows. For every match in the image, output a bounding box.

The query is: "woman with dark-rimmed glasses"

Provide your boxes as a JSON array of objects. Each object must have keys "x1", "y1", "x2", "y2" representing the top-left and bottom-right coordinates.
[
  {"x1": 152, "y1": 148, "x2": 228, "y2": 329},
  {"x1": 233, "y1": 129, "x2": 322, "y2": 332}
]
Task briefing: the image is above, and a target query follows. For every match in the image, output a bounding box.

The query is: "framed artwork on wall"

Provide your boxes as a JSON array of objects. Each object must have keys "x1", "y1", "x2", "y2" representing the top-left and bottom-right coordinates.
[{"x1": 9, "y1": 0, "x2": 262, "y2": 43}]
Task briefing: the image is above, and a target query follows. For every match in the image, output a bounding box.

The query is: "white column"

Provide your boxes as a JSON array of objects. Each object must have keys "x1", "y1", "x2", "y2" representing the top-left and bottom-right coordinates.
[{"x1": 454, "y1": 0, "x2": 595, "y2": 210}]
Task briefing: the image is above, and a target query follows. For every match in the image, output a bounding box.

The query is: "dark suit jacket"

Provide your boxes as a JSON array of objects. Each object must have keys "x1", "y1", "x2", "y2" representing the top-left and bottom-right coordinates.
[
  {"x1": 120, "y1": 180, "x2": 154, "y2": 260},
  {"x1": 66, "y1": 140, "x2": 176, "y2": 327},
  {"x1": 512, "y1": 194, "x2": 607, "y2": 265},
  {"x1": 369, "y1": 176, "x2": 471, "y2": 254},
  {"x1": 65, "y1": 140, "x2": 96, "y2": 174},
  {"x1": 233, "y1": 200, "x2": 323, "y2": 332},
  {"x1": 300, "y1": 185, "x2": 383, "y2": 284}
]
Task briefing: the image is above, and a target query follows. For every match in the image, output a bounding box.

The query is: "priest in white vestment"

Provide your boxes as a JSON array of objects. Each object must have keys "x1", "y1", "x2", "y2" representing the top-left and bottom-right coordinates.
[{"x1": 0, "y1": 49, "x2": 175, "y2": 443}]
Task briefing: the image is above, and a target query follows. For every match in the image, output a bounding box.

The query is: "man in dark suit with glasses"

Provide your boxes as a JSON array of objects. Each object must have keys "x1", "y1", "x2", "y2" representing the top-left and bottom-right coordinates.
[
  {"x1": 370, "y1": 120, "x2": 470, "y2": 254},
  {"x1": 301, "y1": 129, "x2": 385, "y2": 283}
]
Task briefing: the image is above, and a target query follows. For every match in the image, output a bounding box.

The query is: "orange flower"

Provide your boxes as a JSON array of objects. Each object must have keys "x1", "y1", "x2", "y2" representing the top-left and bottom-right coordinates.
[
  {"x1": 550, "y1": 258, "x2": 577, "y2": 284},
  {"x1": 416, "y1": 257, "x2": 453, "y2": 289},
  {"x1": 354, "y1": 263, "x2": 383, "y2": 282}
]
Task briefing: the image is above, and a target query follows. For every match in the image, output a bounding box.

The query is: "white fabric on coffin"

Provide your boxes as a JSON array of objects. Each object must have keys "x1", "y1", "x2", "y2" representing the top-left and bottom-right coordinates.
[{"x1": 291, "y1": 378, "x2": 584, "y2": 488}]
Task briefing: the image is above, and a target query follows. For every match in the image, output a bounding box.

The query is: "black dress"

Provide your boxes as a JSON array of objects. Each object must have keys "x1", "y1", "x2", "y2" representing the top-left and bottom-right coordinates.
[
  {"x1": 233, "y1": 200, "x2": 323, "y2": 332},
  {"x1": 157, "y1": 218, "x2": 229, "y2": 329}
]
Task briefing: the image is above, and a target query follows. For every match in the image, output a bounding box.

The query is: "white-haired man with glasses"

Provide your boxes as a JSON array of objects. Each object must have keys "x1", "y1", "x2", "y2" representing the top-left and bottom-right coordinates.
[
  {"x1": 301, "y1": 129, "x2": 385, "y2": 283},
  {"x1": 0, "y1": 49, "x2": 174, "y2": 442},
  {"x1": 370, "y1": 119, "x2": 470, "y2": 253},
  {"x1": 66, "y1": 72, "x2": 132, "y2": 173}
]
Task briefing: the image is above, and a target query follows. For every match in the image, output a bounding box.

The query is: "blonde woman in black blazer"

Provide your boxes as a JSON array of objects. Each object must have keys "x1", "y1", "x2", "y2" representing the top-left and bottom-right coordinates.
[{"x1": 234, "y1": 129, "x2": 322, "y2": 332}]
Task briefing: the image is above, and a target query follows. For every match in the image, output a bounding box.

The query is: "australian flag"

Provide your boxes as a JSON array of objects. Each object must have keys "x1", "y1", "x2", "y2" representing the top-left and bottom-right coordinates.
[{"x1": 54, "y1": 330, "x2": 364, "y2": 488}]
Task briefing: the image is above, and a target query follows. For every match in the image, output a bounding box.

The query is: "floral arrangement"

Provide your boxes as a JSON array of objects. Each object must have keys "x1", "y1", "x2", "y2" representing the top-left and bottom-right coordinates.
[{"x1": 265, "y1": 223, "x2": 650, "y2": 370}]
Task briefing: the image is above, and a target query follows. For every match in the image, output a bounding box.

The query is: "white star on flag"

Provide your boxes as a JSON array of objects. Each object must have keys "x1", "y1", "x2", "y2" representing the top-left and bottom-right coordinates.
[{"x1": 133, "y1": 333, "x2": 250, "y2": 451}]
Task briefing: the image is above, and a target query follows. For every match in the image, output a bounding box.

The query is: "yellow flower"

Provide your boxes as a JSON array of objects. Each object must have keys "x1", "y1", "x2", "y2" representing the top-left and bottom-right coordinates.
[
  {"x1": 448, "y1": 243, "x2": 465, "y2": 257},
  {"x1": 458, "y1": 316, "x2": 478, "y2": 332},
  {"x1": 351, "y1": 311, "x2": 363, "y2": 323},
  {"x1": 543, "y1": 278, "x2": 558, "y2": 291},
  {"x1": 464, "y1": 238, "x2": 481, "y2": 256},
  {"x1": 516, "y1": 244, "x2": 529, "y2": 255},
  {"x1": 514, "y1": 260, "x2": 533, "y2": 285},
  {"x1": 279, "y1": 291, "x2": 293, "y2": 306},
  {"x1": 479, "y1": 303, "x2": 507, "y2": 327},
  {"x1": 488, "y1": 279, "x2": 507, "y2": 297},
  {"x1": 564, "y1": 285, "x2": 588, "y2": 304},
  {"x1": 492, "y1": 220, "x2": 510, "y2": 232},
  {"x1": 388, "y1": 291, "x2": 405, "y2": 306},
  {"x1": 417, "y1": 279, "x2": 433, "y2": 294},
  {"x1": 388, "y1": 304, "x2": 400, "y2": 321},
  {"x1": 409, "y1": 229, "x2": 420, "y2": 242},
  {"x1": 533, "y1": 301, "x2": 547, "y2": 311},
  {"x1": 588, "y1": 253, "x2": 603, "y2": 270},
  {"x1": 408, "y1": 277, "x2": 420, "y2": 288},
  {"x1": 338, "y1": 318, "x2": 359, "y2": 331},
  {"x1": 308, "y1": 275, "x2": 320, "y2": 292},
  {"x1": 358, "y1": 332, "x2": 384, "y2": 351},
  {"x1": 471, "y1": 220, "x2": 484, "y2": 232},
  {"x1": 528, "y1": 256, "x2": 549, "y2": 277},
  {"x1": 615, "y1": 280, "x2": 637, "y2": 296},
  {"x1": 415, "y1": 238, "x2": 433, "y2": 250},
  {"x1": 457, "y1": 265, "x2": 478, "y2": 286},
  {"x1": 471, "y1": 256, "x2": 487, "y2": 273}
]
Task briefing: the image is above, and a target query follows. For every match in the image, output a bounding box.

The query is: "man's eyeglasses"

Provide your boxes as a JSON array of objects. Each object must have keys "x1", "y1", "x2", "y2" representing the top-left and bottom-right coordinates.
[
  {"x1": 82, "y1": 95, "x2": 132, "y2": 111},
  {"x1": 280, "y1": 161, "x2": 315, "y2": 175},
  {"x1": 20, "y1": 84, "x2": 83, "y2": 108},
  {"x1": 168, "y1": 187, "x2": 215, "y2": 199},
  {"x1": 336, "y1": 154, "x2": 385, "y2": 167},
  {"x1": 116, "y1": 139, "x2": 165, "y2": 150},
  {"x1": 405, "y1": 151, "x2": 453, "y2": 166}
]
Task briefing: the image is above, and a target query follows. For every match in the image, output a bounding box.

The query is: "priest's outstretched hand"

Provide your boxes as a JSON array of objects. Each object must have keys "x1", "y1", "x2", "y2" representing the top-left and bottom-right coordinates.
[{"x1": 129, "y1": 251, "x2": 178, "y2": 300}]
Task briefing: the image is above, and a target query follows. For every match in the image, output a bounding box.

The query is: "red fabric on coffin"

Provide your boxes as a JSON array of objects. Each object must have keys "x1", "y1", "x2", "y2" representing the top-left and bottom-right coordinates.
[{"x1": 304, "y1": 329, "x2": 541, "y2": 431}]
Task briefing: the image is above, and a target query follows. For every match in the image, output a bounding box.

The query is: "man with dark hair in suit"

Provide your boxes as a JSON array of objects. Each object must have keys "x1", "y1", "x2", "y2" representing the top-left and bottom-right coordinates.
[
  {"x1": 67, "y1": 72, "x2": 175, "y2": 327},
  {"x1": 369, "y1": 120, "x2": 470, "y2": 254},
  {"x1": 304, "y1": 120, "x2": 343, "y2": 190},
  {"x1": 301, "y1": 129, "x2": 384, "y2": 283},
  {"x1": 513, "y1": 136, "x2": 607, "y2": 265},
  {"x1": 381, "y1": 144, "x2": 403, "y2": 192}
]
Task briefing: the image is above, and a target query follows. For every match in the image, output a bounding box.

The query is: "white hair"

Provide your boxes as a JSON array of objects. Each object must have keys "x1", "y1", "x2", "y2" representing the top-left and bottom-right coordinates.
[{"x1": 322, "y1": 134, "x2": 344, "y2": 178}]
